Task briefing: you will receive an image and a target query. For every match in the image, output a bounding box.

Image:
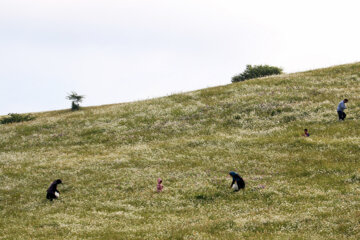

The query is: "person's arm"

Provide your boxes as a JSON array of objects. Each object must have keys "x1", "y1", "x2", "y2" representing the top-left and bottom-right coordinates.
[{"x1": 230, "y1": 179, "x2": 235, "y2": 188}]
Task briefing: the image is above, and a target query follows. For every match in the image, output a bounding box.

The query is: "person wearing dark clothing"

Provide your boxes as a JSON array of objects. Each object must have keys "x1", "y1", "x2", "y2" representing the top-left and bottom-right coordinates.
[
  {"x1": 46, "y1": 179, "x2": 62, "y2": 201},
  {"x1": 337, "y1": 99, "x2": 348, "y2": 121},
  {"x1": 229, "y1": 172, "x2": 245, "y2": 191},
  {"x1": 302, "y1": 129, "x2": 310, "y2": 137}
]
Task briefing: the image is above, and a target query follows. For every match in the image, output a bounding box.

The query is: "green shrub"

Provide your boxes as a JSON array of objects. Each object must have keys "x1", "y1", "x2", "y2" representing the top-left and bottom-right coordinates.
[
  {"x1": 231, "y1": 65, "x2": 283, "y2": 82},
  {"x1": 0, "y1": 113, "x2": 36, "y2": 124}
]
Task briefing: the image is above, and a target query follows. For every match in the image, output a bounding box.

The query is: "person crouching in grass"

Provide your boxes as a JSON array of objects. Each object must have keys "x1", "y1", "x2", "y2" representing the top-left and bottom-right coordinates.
[
  {"x1": 229, "y1": 172, "x2": 245, "y2": 192},
  {"x1": 157, "y1": 178, "x2": 163, "y2": 192},
  {"x1": 46, "y1": 179, "x2": 62, "y2": 201},
  {"x1": 302, "y1": 129, "x2": 310, "y2": 137}
]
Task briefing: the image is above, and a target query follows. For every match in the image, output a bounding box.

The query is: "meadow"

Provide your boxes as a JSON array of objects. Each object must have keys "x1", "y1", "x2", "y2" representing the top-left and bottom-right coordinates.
[{"x1": 1, "y1": 63, "x2": 360, "y2": 239}]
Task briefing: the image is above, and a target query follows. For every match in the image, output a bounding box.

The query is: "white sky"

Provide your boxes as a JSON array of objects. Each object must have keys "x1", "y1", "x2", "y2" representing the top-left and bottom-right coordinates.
[{"x1": 1, "y1": 0, "x2": 360, "y2": 115}]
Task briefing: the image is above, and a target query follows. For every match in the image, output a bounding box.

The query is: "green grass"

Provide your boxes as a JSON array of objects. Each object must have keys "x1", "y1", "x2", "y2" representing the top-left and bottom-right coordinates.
[{"x1": 1, "y1": 63, "x2": 360, "y2": 239}]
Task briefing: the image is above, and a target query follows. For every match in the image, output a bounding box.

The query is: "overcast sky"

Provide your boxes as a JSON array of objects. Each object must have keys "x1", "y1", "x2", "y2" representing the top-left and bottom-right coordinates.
[{"x1": 1, "y1": 0, "x2": 359, "y2": 115}]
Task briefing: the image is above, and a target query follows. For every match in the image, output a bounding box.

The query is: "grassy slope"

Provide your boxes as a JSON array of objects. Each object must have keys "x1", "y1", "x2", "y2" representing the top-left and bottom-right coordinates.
[{"x1": 1, "y1": 63, "x2": 360, "y2": 239}]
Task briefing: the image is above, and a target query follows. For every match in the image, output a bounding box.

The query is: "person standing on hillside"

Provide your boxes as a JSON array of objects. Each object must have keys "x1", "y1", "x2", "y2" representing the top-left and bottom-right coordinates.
[{"x1": 337, "y1": 99, "x2": 348, "y2": 121}]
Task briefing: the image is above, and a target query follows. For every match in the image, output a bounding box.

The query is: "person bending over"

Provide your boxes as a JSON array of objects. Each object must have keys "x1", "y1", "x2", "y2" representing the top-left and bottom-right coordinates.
[
  {"x1": 229, "y1": 172, "x2": 245, "y2": 192},
  {"x1": 46, "y1": 179, "x2": 62, "y2": 201}
]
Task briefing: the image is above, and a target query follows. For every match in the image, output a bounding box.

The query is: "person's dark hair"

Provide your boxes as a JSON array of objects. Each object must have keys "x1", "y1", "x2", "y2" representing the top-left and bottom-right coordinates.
[
  {"x1": 344, "y1": 99, "x2": 348, "y2": 102},
  {"x1": 304, "y1": 129, "x2": 308, "y2": 131},
  {"x1": 56, "y1": 179, "x2": 62, "y2": 184}
]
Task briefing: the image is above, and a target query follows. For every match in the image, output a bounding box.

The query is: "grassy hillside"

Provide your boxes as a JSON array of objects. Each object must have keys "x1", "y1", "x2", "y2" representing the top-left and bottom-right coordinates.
[{"x1": 1, "y1": 63, "x2": 360, "y2": 239}]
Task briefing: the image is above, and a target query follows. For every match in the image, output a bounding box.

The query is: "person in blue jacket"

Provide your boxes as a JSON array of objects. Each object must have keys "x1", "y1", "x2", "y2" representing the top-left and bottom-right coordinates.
[
  {"x1": 229, "y1": 172, "x2": 245, "y2": 191},
  {"x1": 337, "y1": 99, "x2": 348, "y2": 121}
]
